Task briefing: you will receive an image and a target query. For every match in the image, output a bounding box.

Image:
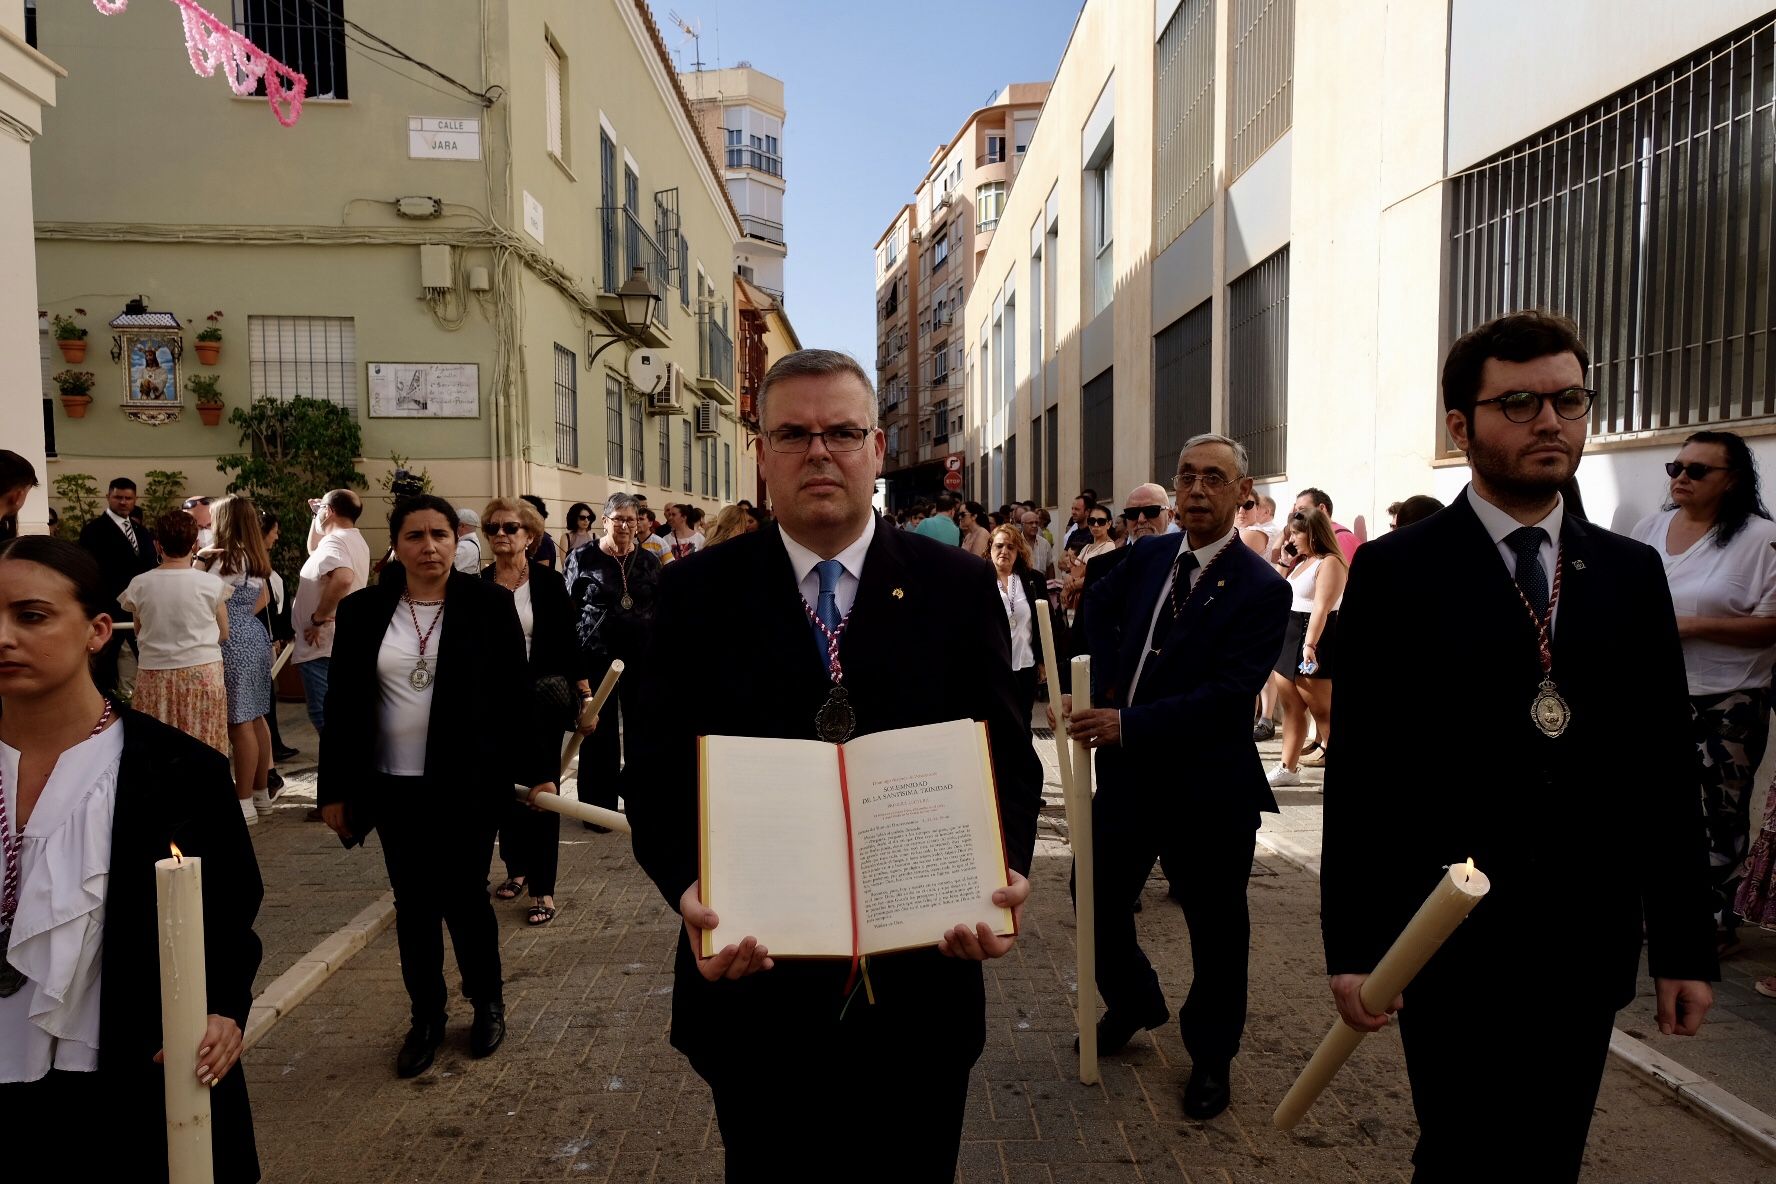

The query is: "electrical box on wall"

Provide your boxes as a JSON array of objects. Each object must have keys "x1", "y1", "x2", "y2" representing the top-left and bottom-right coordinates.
[
  {"x1": 397, "y1": 196, "x2": 443, "y2": 219},
  {"x1": 468, "y1": 266, "x2": 491, "y2": 292},
  {"x1": 419, "y1": 244, "x2": 453, "y2": 291}
]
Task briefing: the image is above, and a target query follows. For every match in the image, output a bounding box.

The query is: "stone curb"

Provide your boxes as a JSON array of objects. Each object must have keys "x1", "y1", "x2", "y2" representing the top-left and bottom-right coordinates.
[
  {"x1": 243, "y1": 891, "x2": 396, "y2": 1051},
  {"x1": 1251, "y1": 831, "x2": 1776, "y2": 1163}
]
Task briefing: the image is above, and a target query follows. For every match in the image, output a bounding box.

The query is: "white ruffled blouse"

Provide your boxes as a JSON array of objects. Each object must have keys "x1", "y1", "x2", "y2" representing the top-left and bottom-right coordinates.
[{"x1": 0, "y1": 722, "x2": 124, "y2": 1082}]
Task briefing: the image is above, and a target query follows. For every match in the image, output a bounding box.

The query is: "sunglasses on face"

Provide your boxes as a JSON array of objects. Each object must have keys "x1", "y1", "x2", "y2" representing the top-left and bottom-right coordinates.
[
  {"x1": 1666, "y1": 461, "x2": 1730, "y2": 481},
  {"x1": 575, "y1": 513, "x2": 592, "y2": 522},
  {"x1": 486, "y1": 521, "x2": 524, "y2": 535},
  {"x1": 1122, "y1": 505, "x2": 1165, "y2": 521},
  {"x1": 1087, "y1": 517, "x2": 1111, "y2": 526},
  {"x1": 1242, "y1": 500, "x2": 1257, "y2": 511}
]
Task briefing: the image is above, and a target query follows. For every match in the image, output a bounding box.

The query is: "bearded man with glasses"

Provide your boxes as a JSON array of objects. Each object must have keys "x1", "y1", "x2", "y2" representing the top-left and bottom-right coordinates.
[{"x1": 1322, "y1": 310, "x2": 1716, "y2": 1181}]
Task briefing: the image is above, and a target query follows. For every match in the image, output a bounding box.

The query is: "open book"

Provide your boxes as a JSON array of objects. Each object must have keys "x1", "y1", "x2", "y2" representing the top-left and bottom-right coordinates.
[{"x1": 698, "y1": 719, "x2": 1015, "y2": 959}]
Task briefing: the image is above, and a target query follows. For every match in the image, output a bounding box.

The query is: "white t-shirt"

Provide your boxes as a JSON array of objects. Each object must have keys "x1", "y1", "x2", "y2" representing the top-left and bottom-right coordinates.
[
  {"x1": 997, "y1": 574, "x2": 1034, "y2": 672},
  {"x1": 1631, "y1": 508, "x2": 1776, "y2": 695},
  {"x1": 375, "y1": 607, "x2": 443, "y2": 776},
  {"x1": 454, "y1": 535, "x2": 482, "y2": 573},
  {"x1": 513, "y1": 579, "x2": 534, "y2": 660},
  {"x1": 119, "y1": 567, "x2": 227, "y2": 670},
  {"x1": 292, "y1": 527, "x2": 370, "y2": 664},
  {"x1": 663, "y1": 530, "x2": 706, "y2": 562}
]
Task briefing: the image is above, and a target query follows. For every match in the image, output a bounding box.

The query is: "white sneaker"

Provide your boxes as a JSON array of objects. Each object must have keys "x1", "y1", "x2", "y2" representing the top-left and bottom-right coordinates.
[
  {"x1": 252, "y1": 790, "x2": 275, "y2": 817},
  {"x1": 240, "y1": 797, "x2": 259, "y2": 826},
  {"x1": 1268, "y1": 764, "x2": 1302, "y2": 787}
]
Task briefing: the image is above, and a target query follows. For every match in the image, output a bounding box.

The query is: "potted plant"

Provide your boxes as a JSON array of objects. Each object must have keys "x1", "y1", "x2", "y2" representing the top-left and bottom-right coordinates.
[
  {"x1": 187, "y1": 373, "x2": 225, "y2": 425},
  {"x1": 194, "y1": 311, "x2": 224, "y2": 365},
  {"x1": 51, "y1": 310, "x2": 89, "y2": 363},
  {"x1": 54, "y1": 369, "x2": 96, "y2": 417}
]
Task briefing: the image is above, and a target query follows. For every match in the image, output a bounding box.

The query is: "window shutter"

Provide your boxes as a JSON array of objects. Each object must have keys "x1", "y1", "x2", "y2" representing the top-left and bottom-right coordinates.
[{"x1": 544, "y1": 42, "x2": 563, "y2": 158}]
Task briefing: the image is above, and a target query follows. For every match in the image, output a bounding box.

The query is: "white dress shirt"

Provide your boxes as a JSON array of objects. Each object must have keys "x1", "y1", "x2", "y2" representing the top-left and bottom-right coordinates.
[
  {"x1": 105, "y1": 508, "x2": 138, "y2": 547},
  {"x1": 780, "y1": 514, "x2": 877, "y2": 621},
  {"x1": 1465, "y1": 485, "x2": 1563, "y2": 629},
  {"x1": 1127, "y1": 527, "x2": 1239, "y2": 703}
]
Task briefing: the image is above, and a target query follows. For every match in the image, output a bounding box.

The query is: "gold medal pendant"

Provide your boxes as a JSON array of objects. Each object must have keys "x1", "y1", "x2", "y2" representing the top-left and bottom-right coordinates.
[
  {"x1": 1531, "y1": 677, "x2": 1570, "y2": 738},
  {"x1": 409, "y1": 658, "x2": 433, "y2": 691}
]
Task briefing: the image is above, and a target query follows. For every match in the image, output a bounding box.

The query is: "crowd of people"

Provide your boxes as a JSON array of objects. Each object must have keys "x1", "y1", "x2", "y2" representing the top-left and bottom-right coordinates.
[{"x1": 1, "y1": 314, "x2": 1775, "y2": 1182}]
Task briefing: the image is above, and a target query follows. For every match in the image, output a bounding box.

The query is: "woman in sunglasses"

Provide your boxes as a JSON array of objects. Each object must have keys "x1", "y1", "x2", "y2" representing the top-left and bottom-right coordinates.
[
  {"x1": 957, "y1": 501, "x2": 993, "y2": 558},
  {"x1": 481, "y1": 498, "x2": 589, "y2": 926},
  {"x1": 560, "y1": 502, "x2": 597, "y2": 559},
  {"x1": 1060, "y1": 508, "x2": 1117, "y2": 624},
  {"x1": 1629, "y1": 431, "x2": 1776, "y2": 961}
]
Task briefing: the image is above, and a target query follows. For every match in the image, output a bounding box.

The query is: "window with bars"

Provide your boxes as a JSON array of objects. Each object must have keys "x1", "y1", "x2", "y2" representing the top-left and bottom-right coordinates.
[
  {"x1": 1045, "y1": 405, "x2": 1058, "y2": 505},
  {"x1": 553, "y1": 344, "x2": 578, "y2": 466},
  {"x1": 1080, "y1": 369, "x2": 1115, "y2": 503},
  {"x1": 234, "y1": 0, "x2": 347, "y2": 100},
  {"x1": 543, "y1": 35, "x2": 565, "y2": 162},
  {"x1": 629, "y1": 393, "x2": 645, "y2": 482},
  {"x1": 1229, "y1": 248, "x2": 1290, "y2": 479},
  {"x1": 247, "y1": 316, "x2": 357, "y2": 413},
  {"x1": 1447, "y1": 18, "x2": 1776, "y2": 440},
  {"x1": 1156, "y1": 0, "x2": 1215, "y2": 251},
  {"x1": 701, "y1": 438, "x2": 714, "y2": 497},
  {"x1": 1229, "y1": 0, "x2": 1294, "y2": 180},
  {"x1": 600, "y1": 132, "x2": 618, "y2": 290},
  {"x1": 606, "y1": 375, "x2": 624, "y2": 478},
  {"x1": 683, "y1": 420, "x2": 693, "y2": 491},
  {"x1": 723, "y1": 442, "x2": 733, "y2": 501},
  {"x1": 1154, "y1": 299, "x2": 1214, "y2": 483},
  {"x1": 659, "y1": 414, "x2": 672, "y2": 486}
]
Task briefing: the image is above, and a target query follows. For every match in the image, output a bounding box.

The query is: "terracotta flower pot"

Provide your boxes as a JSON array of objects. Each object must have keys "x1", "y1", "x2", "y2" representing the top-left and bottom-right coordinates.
[
  {"x1": 197, "y1": 404, "x2": 224, "y2": 426},
  {"x1": 194, "y1": 341, "x2": 221, "y2": 365},
  {"x1": 57, "y1": 339, "x2": 87, "y2": 363},
  {"x1": 60, "y1": 394, "x2": 92, "y2": 418}
]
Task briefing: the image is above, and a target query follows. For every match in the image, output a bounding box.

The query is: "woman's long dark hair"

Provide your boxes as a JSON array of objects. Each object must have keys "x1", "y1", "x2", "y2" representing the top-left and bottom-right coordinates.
[{"x1": 1667, "y1": 430, "x2": 1770, "y2": 547}]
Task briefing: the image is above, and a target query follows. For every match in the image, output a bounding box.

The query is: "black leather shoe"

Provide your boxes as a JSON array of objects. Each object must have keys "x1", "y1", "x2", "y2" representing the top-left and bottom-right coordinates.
[
  {"x1": 470, "y1": 1002, "x2": 506, "y2": 1058},
  {"x1": 1075, "y1": 1005, "x2": 1169, "y2": 1054},
  {"x1": 273, "y1": 745, "x2": 300, "y2": 763},
  {"x1": 1183, "y1": 1060, "x2": 1232, "y2": 1120},
  {"x1": 395, "y1": 1018, "x2": 446, "y2": 1078}
]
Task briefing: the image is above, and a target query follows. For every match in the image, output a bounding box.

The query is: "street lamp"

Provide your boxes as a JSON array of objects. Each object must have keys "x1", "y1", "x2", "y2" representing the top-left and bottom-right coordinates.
[{"x1": 587, "y1": 266, "x2": 661, "y2": 370}]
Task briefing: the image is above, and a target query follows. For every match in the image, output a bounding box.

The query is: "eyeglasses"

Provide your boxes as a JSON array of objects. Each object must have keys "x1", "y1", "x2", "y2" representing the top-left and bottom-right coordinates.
[
  {"x1": 1174, "y1": 472, "x2": 1232, "y2": 491},
  {"x1": 1472, "y1": 387, "x2": 1595, "y2": 423},
  {"x1": 1122, "y1": 505, "x2": 1165, "y2": 521},
  {"x1": 1087, "y1": 517, "x2": 1111, "y2": 527},
  {"x1": 1666, "y1": 461, "x2": 1730, "y2": 480},
  {"x1": 574, "y1": 513, "x2": 592, "y2": 522},
  {"x1": 608, "y1": 516, "x2": 637, "y2": 528},
  {"x1": 1241, "y1": 500, "x2": 1257, "y2": 511},
  {"x1": 765, "y1": 426, "x2": 873, "y2": 453},
  {"x1": 486, "y1": 521, "x2": 524, "y2": 535}
]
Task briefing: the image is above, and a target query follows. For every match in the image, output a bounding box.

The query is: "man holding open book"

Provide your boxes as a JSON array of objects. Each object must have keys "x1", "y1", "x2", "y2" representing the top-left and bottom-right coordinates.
[{"x1": 630, "y1": 349, "x2": 1042, "y2": 1181}]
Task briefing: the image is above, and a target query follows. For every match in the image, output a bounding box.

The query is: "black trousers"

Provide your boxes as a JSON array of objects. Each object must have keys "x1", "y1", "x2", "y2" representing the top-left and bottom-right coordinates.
[
  {"x1": 375, "y1": 773, "x2": 503, "y2": 1021},
  {"x1": 1080, "y1": 780, "x2": 1257, "y2": 1066},
  {"x1": 498, "y1": 790, "x2": 562, "y2": 897},
  {"x1": 1400, "y1": 986, "x2": 1616, "y2": 1182},
  {"x1": 1013, "y1": 664, "x2": 1038, "y2": 724},
  {"x1": 580, "y1": 660, "x2": 639, "y2": 811}
]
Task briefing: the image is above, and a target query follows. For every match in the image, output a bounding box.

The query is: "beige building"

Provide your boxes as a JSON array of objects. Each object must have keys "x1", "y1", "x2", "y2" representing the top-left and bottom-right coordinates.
[
  {"x1": 28, "y1": 0, "x2": 750, "y2": 550},
  {"x1": 967, "y1": 0, "x2": 1776, "y2": 539},
  {"x1": 681, "y1": 65, "x2": 787, "y2": 304},
  {"x1": 875, "y1": 83, "x2": 1049, "y2": 506}
]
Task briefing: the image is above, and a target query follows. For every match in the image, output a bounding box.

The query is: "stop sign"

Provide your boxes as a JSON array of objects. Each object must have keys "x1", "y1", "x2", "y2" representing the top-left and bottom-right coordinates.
[{"x1": 943, "y1": 470, "x2": 963, "y2": 492}]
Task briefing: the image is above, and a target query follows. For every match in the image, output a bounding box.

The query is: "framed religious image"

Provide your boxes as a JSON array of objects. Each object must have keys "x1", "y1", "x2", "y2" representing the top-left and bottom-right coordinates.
[
  {"x1": 367, "y1": 361, "x2": 480, "y2": 418},
  {"x1": 120, "y1": 331, "x2": 183, "y2": 426}
]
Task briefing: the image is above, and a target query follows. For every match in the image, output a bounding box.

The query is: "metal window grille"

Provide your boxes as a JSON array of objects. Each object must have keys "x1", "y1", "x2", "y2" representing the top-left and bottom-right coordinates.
[
  {"x1": 679, "y1": 235, "x2": 690, "y2": 307},
  {"x1": 723, "y1": 442, "x2": 733, "y2": 502},
  {"x1": 1447, "y1": 18, "x2": 1776, "y2": 439},
  {"x1": 247, "y1": 316, "x2": 357, "y2": 414},
  {"x1": 683, "y1": 420, "x2": 693, "y2": 491},
  {"x1": 1156, "y1": 0, "x2": 1215, "y2": 250},
  {"x1": 606, "y1": 375, "x2": 624, "y2": 478},
  {"x1": 233, "y1": 0, "x2": 347, "y2": 100},
  {"x1": 1228, "y1": 248, "x2": 1290, "y2": 479},
  {"x1": 1030, "y1": 414, "x2": 1043, "y2": 503},
  {"x1": 1229, "y1": 0, "x2": 1294, "y2": 180},
  {"x1": 629, "y1": 394, "x2": 645, "y2": 483},
  {"x1": 1153, "y1": 299, "x2": 1214, "y2": 483},
  {"x1": 543, "y1": 38, "x2": 564, "y2": 159},
  {"x1": 1081, "y1": 369, "x2": 1115, "y2": 503},
  {"x1": 1005, "y1": 433, "x2": 1018, "y2": 505},
  {"x1": 659, "y1": 414, "x2": 671, "y2": 484},
  {"x1": 701, "y1": 438, "x2": 713, "y2": 497},
  {"x1": 553, "y1": 344, "x2": 578, "y2": 467},
  {"x1": 600, "y1": 134, "x2": 618, "y2": 290}
]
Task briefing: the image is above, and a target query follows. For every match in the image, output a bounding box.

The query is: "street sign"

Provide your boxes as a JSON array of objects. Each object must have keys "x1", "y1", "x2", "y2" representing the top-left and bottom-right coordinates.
[
  {"x1": 943, "y1": 470, "x2": 963, "y2": 492},
  {"x1": 409, "y1": 117, "x2": 481, "y2": 160}
]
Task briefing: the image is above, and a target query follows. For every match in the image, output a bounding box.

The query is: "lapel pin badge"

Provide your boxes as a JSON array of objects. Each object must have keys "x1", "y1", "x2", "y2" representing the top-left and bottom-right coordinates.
[
  {"x1": 1217, "y1": 579, "x2": 1226, "y2": 587},
  {"x1": 1572, "y1": 560, "x2": 1586, "y2": 571},
  {"x1": 891, "y1": 587, "x2": 904, "y2": 599}
]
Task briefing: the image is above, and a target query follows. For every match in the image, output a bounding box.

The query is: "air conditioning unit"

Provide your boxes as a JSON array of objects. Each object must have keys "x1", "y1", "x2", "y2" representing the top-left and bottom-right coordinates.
[
  {"x1": 910, "y1": 228, "x2": 922, "y2": 242},
  {"x1": 936, "y1": 191, "x2": 952, "y2": 209},
  {"x1": 696, "y1": 398, "x2": 720, "y2": 436},
  {"x1": 648, "y1": 362, "x2": 685, "y2": 415}
]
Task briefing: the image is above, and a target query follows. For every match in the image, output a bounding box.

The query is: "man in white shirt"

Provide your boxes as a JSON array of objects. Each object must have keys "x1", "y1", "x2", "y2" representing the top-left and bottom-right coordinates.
[
  {"x1": 292, "y1": 489, "x2": 371, "y2": 731},
  {"x1": 182, "y1": 495, "x2": 215, "y2": 550},
  {"x1": 1020, "y1": 509, "x2": 1054, "y2": 577},
  {"x1": 453, "y1": 507, "x2": 483, "y2": 572}
]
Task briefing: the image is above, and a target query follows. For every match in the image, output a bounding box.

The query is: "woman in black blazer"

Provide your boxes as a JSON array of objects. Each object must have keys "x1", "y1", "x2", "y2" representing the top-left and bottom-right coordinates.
[
  {"x1": 479, "y1": 497, "x2": 587, "y2": 926},
  {"x1": 986, "y1": 524, "x2": 1049, "y2": 725},
  {"x1": 0, "y1": 537, "x2": 262, "y2": 1181},
  {"x1": 317, "y1": 495, "x2": 556, "y2": 1079}
]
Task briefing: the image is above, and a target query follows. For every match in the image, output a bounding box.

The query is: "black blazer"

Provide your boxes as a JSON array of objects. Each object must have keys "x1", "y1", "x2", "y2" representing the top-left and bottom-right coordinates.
[
  {"x1": 317, "y1": 571, "x2": 551, "y2": 828},
  {"x1": 1003, "y1": 565, "x2": 1049, "y2": 670},
  {"x1": 1320, "y1": 489, "x2": 1716, "y2": 1006},
  {"x1": 99, "y1": 711, "x2": 263, "y2": 1182},
  {"x1": 79, "y1": 513, "x2": 157, "y2": 616},
  {"x1": 479, "y1": 560, "x2": 582, "y2": 687},
  {"x1": 1081, "y1": 533, "x2": 1291, "y2": 820},
  {"x1": 629, "y1": 519, "x2": 1043, "y2": 1061}
]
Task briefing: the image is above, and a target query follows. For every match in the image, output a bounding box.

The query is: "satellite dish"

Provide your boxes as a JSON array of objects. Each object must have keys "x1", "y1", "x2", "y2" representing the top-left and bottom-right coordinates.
[{"x1": 627, "y1": 348, "x2": 665, "y2": 394}]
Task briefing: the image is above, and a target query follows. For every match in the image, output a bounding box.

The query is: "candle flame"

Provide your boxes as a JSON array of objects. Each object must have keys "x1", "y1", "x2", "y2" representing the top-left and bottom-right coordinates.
[
  {"x1": 170, "y1": 842, "x2": 183, "y2": 864},
  {"x1": 1463, "y1": 857, "x2": 1475, "y2": 883}
]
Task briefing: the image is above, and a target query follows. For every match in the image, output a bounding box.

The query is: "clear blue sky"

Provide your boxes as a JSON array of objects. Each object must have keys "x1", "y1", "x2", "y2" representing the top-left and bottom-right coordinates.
[{"x1": 661, "y1": 0, "x2": 1085, "y2": 367}]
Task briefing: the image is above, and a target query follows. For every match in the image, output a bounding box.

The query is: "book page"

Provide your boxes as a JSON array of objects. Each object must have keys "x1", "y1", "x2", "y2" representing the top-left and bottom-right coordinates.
[
  {"x1": 700, "y1": 735, "x2": 853, "y2": 957},
  {"x1": 841, "y1": 720, "x2": 1014, "y2": 956}
]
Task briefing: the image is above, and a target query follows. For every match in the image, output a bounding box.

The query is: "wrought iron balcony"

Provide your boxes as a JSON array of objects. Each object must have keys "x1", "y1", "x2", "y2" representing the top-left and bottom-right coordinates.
[
  {"x1": 739, "y1": 215, "x2": 785, "y2": 245},
  {"x1": 698, "y1": 315, "x2": 735, "y2": 402},
  {"x1": 599, "y1": 207, "x2": 670, "y2": 330}
]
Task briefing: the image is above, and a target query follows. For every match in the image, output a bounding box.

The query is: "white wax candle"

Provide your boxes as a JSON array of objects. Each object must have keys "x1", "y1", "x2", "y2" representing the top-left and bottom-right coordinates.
[
  {"x1": 155, "y1": 847, "x2": 214, "y2": 1183},
  {"x1": 1068, "y1": 653, "x2": 1100, "y2": 1085}
]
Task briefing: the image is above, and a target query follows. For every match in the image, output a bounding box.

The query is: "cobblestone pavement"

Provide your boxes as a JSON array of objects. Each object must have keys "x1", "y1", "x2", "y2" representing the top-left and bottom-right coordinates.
[{"x1": 242, "y1": 714, "x2": 1774, "y2": 1182}]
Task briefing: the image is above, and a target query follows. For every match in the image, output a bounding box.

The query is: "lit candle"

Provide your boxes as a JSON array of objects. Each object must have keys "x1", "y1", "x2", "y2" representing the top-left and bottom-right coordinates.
[
  {"x1": 155, "y1": 844, "x2": 214, "y2": 1182},
  {"x1": 1275, "y1": 859, "x2": 1490, "y2": 1131},
  {"x1": 1067, "y1": 653, "x2": 1100, "y2": 1086}
]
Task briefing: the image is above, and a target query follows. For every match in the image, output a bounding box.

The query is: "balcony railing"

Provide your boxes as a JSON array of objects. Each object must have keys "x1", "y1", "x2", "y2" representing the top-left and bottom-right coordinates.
[
  {"x1": 699, "y1": 315, "x2": 734, "y2": 394},
  {"x1": 975, "y1": 152, "x2": 1006, "y2": 167},
  {"x1": 727, "y1": 147, "x2": 783, "y2": 176},
  {"x1": 599, "y1": 206, "x2": 670, "y2": 329},
  {"x1": 740, "y1": 215, "x2": 785, "y2": 245},
  {"x1": 977, "y1": 217, "x2": 1000, "y2": 232}
]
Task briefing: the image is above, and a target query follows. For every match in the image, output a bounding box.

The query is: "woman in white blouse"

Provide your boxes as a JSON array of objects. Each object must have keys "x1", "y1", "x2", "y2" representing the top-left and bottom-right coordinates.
[
  {"x1": 120, "y1": 509, "x2": 229, "y2": 754},
  {"x1": 988, "y1": 525, "x2": 1048, "y2": 727},
  {"x1": 1631, "y1": 430, "x2": 1776, "y2": 955},
  {"x1": 0, "y1": 536, "x2": 262, "y2": 1180}
]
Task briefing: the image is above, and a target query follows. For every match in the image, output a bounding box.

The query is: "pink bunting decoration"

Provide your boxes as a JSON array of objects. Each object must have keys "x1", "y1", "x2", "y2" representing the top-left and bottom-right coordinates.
[{"x1": 92, "y1": 0, "x2": 308, "y2": 126}]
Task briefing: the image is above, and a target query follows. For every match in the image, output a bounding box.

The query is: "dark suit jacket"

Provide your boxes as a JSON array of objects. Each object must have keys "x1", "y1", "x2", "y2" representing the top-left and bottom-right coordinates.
[
  {"x1": 1060, "y1": 543, "x2": 1135, "y2": 690},
  {"x1": 479, "y1": 560, "x2": 582, "y2": 687},
  {"x1": 100, "y1": 711, "x2": 263, "y2": 1182},
  {"x1": 318, "y1": 571, "x2": 551, "y2": 831},
  {"x1": 1321, "y1": 489, "x2": 1716, "y2": 1007},
  {"x1": 1081, "y1": 533, "x2": 1291, "y2": 820},
  {"x1": 79, "y1": 513, "x2": 156, "y2": 616},
  {"x1": 629, "y1": 519, "x2": 1043, "y2": 1061}
]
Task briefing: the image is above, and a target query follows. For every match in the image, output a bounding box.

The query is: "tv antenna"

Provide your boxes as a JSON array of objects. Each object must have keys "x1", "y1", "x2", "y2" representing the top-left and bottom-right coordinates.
[{"x1": 669, "y1": 11, "x2": 706, "y2": 75}]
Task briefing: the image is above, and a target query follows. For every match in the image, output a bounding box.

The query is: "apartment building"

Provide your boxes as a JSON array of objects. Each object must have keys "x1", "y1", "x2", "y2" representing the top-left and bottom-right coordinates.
[
  {"x1": 967, "y1": 0, "x2": 1776, "y2": 538},
  {"x1": 28, "y1": 0, "x2": 749, "y2": 546},
  {"x1": 875, "y1": 83, "x2": 1049, "y2": 507},
  {"x1": 682, "y1": 64, "x2": 787, "y2": 303}
]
